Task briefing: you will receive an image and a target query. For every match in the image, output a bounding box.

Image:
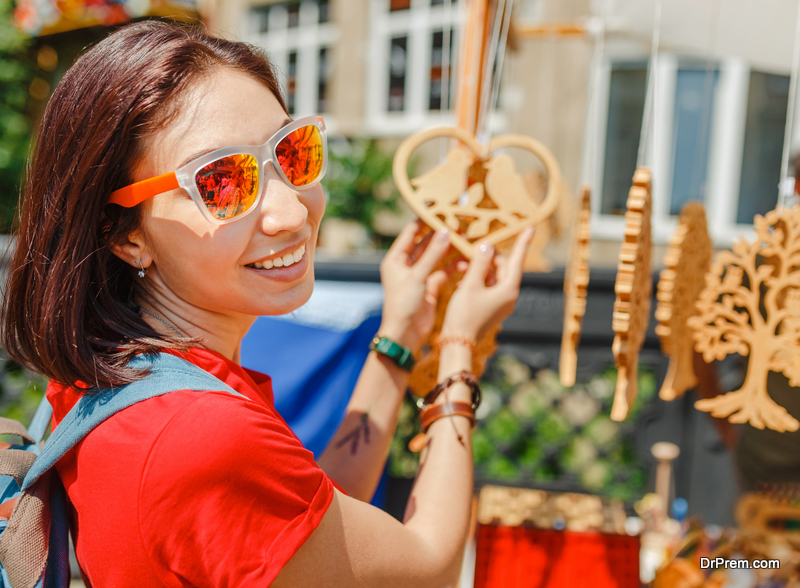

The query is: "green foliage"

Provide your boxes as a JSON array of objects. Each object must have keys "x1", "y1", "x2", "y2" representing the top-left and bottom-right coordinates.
[
  {"x1": 322, "y1": 139, "x2": 403, "y2": 247},
  {"x1": 0, "y1": 1, "x2": 32, "y2": 232},
  {"x1": 389, "y1": 354, "x2": 657, "y2": 504},
  {"x1": 0, "y1": 358, "x2": 46, "y2": 425}
]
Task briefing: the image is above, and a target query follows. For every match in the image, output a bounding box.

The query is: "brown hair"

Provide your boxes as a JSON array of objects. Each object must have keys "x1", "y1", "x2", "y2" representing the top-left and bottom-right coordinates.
[{"x1": 1, "y1": 21, "x2": 287, "y2": 389}]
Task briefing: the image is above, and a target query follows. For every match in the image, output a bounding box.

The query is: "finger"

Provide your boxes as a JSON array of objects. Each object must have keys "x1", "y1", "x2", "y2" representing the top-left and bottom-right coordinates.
[
  {"x1": 425, "y1": 269, "x2": 449, "y2": 303},
  {"x1": 408, "y1": 229, "x2": 434, "y2": 264},
  {"x1": 463, "y1": 242, "x2": 495, "y2": 287},
  {"x1": 385, "y1": 222, "x2": 421, "y2": 262},
  {"x1": 413, "y1": 228, "x2": 451, "y2": 276},
  {"x1": 502, "y1": 228, "x2": 534, "y2": 287}
]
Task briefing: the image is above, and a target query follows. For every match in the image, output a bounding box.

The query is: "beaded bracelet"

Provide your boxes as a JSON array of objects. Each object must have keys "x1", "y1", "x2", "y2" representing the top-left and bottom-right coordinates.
[{"x1": 434, "y1": 333, "x2": 477, "y2": 351}]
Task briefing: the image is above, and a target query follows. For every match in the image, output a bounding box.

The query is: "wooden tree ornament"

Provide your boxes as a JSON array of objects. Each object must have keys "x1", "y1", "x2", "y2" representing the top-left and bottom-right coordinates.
[
  {"x1": 611, "y1": 167, "x2": 653, "y2": 422},
  {"x1": 654, "y1": 202, "x2": 712, "y2": 401},
  {"x1": 688, "y1": 204, "x2": 800, "y2": 432},
  {"x1": 559, "y1": 185, "x2": 591, "y2": 387},
  {"x1": 393, "y1": 126, "x2": 563, "y2": 400}
]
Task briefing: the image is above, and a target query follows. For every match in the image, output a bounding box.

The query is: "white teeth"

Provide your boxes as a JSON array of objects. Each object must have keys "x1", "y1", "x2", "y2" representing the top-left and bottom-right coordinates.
[{"x1": 249, "y1": 245, "x2": 305, "y2": 270}]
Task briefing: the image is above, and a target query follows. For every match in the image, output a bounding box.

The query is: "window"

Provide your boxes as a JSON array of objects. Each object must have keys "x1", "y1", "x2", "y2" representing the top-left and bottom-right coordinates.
[
  {"x1": 286, "y1": 51, "x2": 298, "y2": 114},
  {"x1": 737, "y1": 72, "x2": 788, "y2": 224},
  {"x1": 593, "y1": 52, "x2": 790, "y2": 245},
  {"x1": 367, "y1": 0, "x2": 462, "y2": 134},
  {"x1": 318, "y1": 47, "x2": 330, "y2": 113},
  {"x1": 247, "y1": 0, "x2": 338, "y2": 118},
  {"x1": 429, "y1": 28, "x2": 455, "y2": 110},
  {"x1": 600, "y1": 63, "x2": 646, "y2": 216},
  {"x1": 388, "y1": 36, "x2": 407, "y2": 112}
]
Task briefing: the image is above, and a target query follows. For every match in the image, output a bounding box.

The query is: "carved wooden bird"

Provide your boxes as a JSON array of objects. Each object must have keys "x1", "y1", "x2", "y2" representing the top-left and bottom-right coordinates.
[{"x1": 484, "y1": 153, "x2": 537, "y2": 218}]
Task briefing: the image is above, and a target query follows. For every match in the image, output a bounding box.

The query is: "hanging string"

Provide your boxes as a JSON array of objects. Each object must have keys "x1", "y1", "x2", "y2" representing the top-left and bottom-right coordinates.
[
  {"x1": 687, "y1": 0, "x2": 721, "y2": 208},
  {"x1": 637, "y1": 0, "x2": 664, "y2": 169},
  {"x1": 439, "y1": 0, "x2": 455, "y2": 161},
  {"x1": 475, "y1": 0, "x2": 512, "y2": 147},
  {"x1": 483, "y1": 0, "x2": 514, "y2": 143},
  {"x1": 779, "y1": 0, "x2": 800, "y2": 211},
  {"x1": 580, "y1": 3, "x2": 607, "y2": 188}
]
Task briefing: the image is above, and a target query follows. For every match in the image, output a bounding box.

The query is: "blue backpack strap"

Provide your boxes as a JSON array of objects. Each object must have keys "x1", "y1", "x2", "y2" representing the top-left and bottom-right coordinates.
[
  {"x1": 28, "y1": 396, "x2": 53, "y2": 447},
  {"x1": 21, "y1": 353, "x2": 243, "y2": 491}
]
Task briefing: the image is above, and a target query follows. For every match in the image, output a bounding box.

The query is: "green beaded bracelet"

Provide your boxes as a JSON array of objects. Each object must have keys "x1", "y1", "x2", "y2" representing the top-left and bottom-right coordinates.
[{"x1": 370, "y1": 336, "x2": 416, "y2": 371}]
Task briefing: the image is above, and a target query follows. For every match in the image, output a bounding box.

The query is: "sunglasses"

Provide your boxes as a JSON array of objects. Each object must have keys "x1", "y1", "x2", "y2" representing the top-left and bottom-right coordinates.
[{"x1": 108, "y1": 115, "x2": 327, "y2": 224}]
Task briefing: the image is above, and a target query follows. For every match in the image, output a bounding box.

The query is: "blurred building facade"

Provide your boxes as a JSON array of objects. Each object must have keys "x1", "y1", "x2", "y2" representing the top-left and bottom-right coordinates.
[{"x1": 202, "y1": 0, "x2": 799, "y2": 269}]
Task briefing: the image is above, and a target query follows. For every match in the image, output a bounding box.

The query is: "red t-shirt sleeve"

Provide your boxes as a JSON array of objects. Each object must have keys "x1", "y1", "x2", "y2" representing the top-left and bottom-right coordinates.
[{"x1": 137, "y1": 390, "x2": 335, "y2": 587}]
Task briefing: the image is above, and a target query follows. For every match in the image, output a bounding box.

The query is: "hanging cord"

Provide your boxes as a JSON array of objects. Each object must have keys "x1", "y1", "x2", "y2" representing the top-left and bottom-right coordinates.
[
  {"x1": 580, "y1": 3, "x2": 608, "y2": 187},
  {"x1": 779, "y1": 0, "x2": 800, "y2": 211},
  {"x1": 476, "y1": 0, "x2": 513, "y2": 148},
  {"x1": 439, "y1": 0, "x2": 455, "y2": 161},
  {"x1": 483, "y1": 0, "x2": 514, "y2": 143},
  {"x1": 687, "y1": 0, "x2": 721, "y2": 205},
  {"x1": 637, "y1": 0, "x2": 664, "y2": 169}
]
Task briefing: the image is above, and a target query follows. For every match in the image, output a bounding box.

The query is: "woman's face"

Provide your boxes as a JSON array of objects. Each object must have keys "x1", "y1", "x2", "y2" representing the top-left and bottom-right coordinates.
[{"x1": 133, "y1": 68, "x2": 325, "y2": 319}]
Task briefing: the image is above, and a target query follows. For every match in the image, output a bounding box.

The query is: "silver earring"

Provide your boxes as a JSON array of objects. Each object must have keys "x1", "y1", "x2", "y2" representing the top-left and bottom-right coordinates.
[{"x1": 137, "y1": 261, "x2": 147, "y2": 279}]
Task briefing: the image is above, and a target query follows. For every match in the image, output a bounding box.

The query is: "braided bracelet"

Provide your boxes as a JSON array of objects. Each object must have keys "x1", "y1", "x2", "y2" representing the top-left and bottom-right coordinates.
[
  {"x1": 434, "y1": 333, "x2": 477, "y2": 351},
  {"x1": 416, "y1": 370, "x2": 481, "y2": 411}
]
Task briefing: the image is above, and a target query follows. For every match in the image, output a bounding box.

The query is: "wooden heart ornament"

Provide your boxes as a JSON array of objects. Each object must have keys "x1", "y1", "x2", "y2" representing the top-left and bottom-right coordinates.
[{"x1": 393, "y1": 126, "x2": 563, "y2": 258}]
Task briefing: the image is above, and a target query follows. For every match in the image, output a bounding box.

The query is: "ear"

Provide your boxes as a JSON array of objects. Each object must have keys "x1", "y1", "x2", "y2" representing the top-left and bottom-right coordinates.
[{"x1": 109, "y1": 228, "x2": 153, "y2": 271}]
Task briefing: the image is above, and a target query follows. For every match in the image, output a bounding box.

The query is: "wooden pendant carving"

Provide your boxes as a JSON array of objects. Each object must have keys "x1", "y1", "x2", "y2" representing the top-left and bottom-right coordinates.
[
  {"x1": 611, "y1": 167, "x2": 653, "y2": 421},
  {"x1": 559, "y1": 185, "x2": 592, "y2": 387},
  {"x1": 654, "y1": 202, "x2": 712, "y2": 401},
  {"x1": 688, "y1": 205, "x2": 800, "y2": 432},
  {"x1": 393, "y1": 126, "x2": 562, "y2": 259}
]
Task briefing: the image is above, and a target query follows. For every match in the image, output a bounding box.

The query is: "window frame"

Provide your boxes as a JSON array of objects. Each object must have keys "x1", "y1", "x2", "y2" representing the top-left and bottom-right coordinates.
[
  {"x1": 366, "y1": 0, "x2": 465, "y2": 135},
  {"x1": 590, "y1": 45, "x2": 795, "y2": 247},
  {"x1": 246, "y1": 0, "x2": 340, "y2": 124}
]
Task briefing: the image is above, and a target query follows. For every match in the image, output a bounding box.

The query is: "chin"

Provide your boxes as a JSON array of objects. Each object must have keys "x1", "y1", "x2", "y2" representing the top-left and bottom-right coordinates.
[{"x1": 259, "y1": 272, "x2": 316, "y2": 317}]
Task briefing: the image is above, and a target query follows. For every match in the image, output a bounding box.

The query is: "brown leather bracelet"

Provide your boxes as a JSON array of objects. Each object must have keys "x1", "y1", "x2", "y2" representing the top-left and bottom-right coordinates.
[
  {"x1": 420, "y1": 401, "x2": 476, "y2": 433},
  {"x1": 417, "y1": 370, "x2": 481, "y2": 410}
]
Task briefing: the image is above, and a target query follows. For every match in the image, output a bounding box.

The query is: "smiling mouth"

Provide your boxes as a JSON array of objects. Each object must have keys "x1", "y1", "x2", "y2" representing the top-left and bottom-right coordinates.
[{"x1": 246, "y1": 244, "x2": 306, "y2": 269}]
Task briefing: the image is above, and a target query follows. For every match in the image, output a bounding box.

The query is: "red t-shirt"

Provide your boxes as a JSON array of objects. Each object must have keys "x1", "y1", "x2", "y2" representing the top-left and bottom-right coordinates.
[{"x1": 46, "y1": 347, "x2": 336, "y2": 587}]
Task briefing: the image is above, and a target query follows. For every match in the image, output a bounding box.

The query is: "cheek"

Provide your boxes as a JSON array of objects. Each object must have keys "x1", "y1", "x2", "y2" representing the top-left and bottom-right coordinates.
[{"x1": 303, "y1": 186, "x2": 326, "y2": 227}]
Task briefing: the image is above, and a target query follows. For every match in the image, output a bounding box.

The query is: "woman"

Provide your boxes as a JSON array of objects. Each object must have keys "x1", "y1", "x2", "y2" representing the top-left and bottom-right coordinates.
[{"x1": 2, "y1": 21, "x2": 532, "y2": 587}]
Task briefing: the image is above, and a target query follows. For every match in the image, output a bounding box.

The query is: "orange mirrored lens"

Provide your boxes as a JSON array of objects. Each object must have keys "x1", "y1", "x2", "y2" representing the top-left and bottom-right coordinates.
[
  {"x1": 194, "y1": 154, "x2": 260, "y2": 220},
  {"x1": 276, "y1": 125, "x2": 324, "y2": 187}
]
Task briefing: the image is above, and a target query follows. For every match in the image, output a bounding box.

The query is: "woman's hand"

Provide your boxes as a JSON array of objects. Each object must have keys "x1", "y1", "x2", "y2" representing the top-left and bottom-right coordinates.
[
  {"x1": 441, "y1": 227, "x2": 534, "y2": 341},
  {"x1": 378, "y1": 222, "x2": 452, "y2": 354}
]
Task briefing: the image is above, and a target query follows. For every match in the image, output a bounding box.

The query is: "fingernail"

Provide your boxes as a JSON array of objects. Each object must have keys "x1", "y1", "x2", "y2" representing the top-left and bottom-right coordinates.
[
  {"x1": 479, "y1": 243, "x2": 494, "y2": 255},
  {"x1": 435, "y1": 228, "x2": 449, "y2": 242},
  {"x1": 523, "y1": 227, "x2": 535, "y2": 239}
]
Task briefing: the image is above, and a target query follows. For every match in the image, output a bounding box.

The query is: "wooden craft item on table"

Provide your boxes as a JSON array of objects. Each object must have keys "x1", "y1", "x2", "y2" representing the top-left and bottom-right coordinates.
[
  {"x1": 689, "y1": 204, "x2": 800, "y2": 432},
  {"x1": 559, "y1": 185, "x2": 591, "y2": 387},
  {"x1": 654, "y1": 202, "x2": 712, "y2": 401},
  {"x1": 394, "y1": 126, "x2": 563, "y2": 400},
  {"x1": 611, "y1": 167, "x2": 652, "y2": 422}
]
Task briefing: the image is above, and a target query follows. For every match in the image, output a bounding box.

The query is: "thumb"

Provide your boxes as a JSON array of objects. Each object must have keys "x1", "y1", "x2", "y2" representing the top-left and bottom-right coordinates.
[{"x1": 463, "y1": 242, "x2": 494, "y2": 287}]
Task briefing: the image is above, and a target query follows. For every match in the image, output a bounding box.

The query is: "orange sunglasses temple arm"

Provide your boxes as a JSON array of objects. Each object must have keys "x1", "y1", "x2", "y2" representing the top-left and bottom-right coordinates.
[{"x1": 107, "y1": 172, "x2": 181, "y2": 207}]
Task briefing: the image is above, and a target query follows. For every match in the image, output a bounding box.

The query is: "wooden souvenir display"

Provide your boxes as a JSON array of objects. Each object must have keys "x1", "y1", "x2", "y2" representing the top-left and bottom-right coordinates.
[
  {"x1": 611, "y1": 167, "x2": 653, "y2": 422},
  {"x1": 393, "y1": 126, "x2": 563, "y2": 260},
  {"x1": 474, "y1": 486, "x2": 639, "y2": 588},
  {"x1": 689, "y1": 204, "x2": 800, "y2": 432},
  {"x1": 559, "y1": 186, "x2": 591, "y2": 387},
  {"x1": 394, "y1": 126, "x2": 563, "y2": 399},
  {"x1": 654, "y1": 203, "x2": 712, "y2": 401}
]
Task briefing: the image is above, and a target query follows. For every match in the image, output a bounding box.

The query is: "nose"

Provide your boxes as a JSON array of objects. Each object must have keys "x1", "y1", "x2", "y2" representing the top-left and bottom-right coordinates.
[{"x1": 257, "y1": 175, "x2": 308, "y2": 235}]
